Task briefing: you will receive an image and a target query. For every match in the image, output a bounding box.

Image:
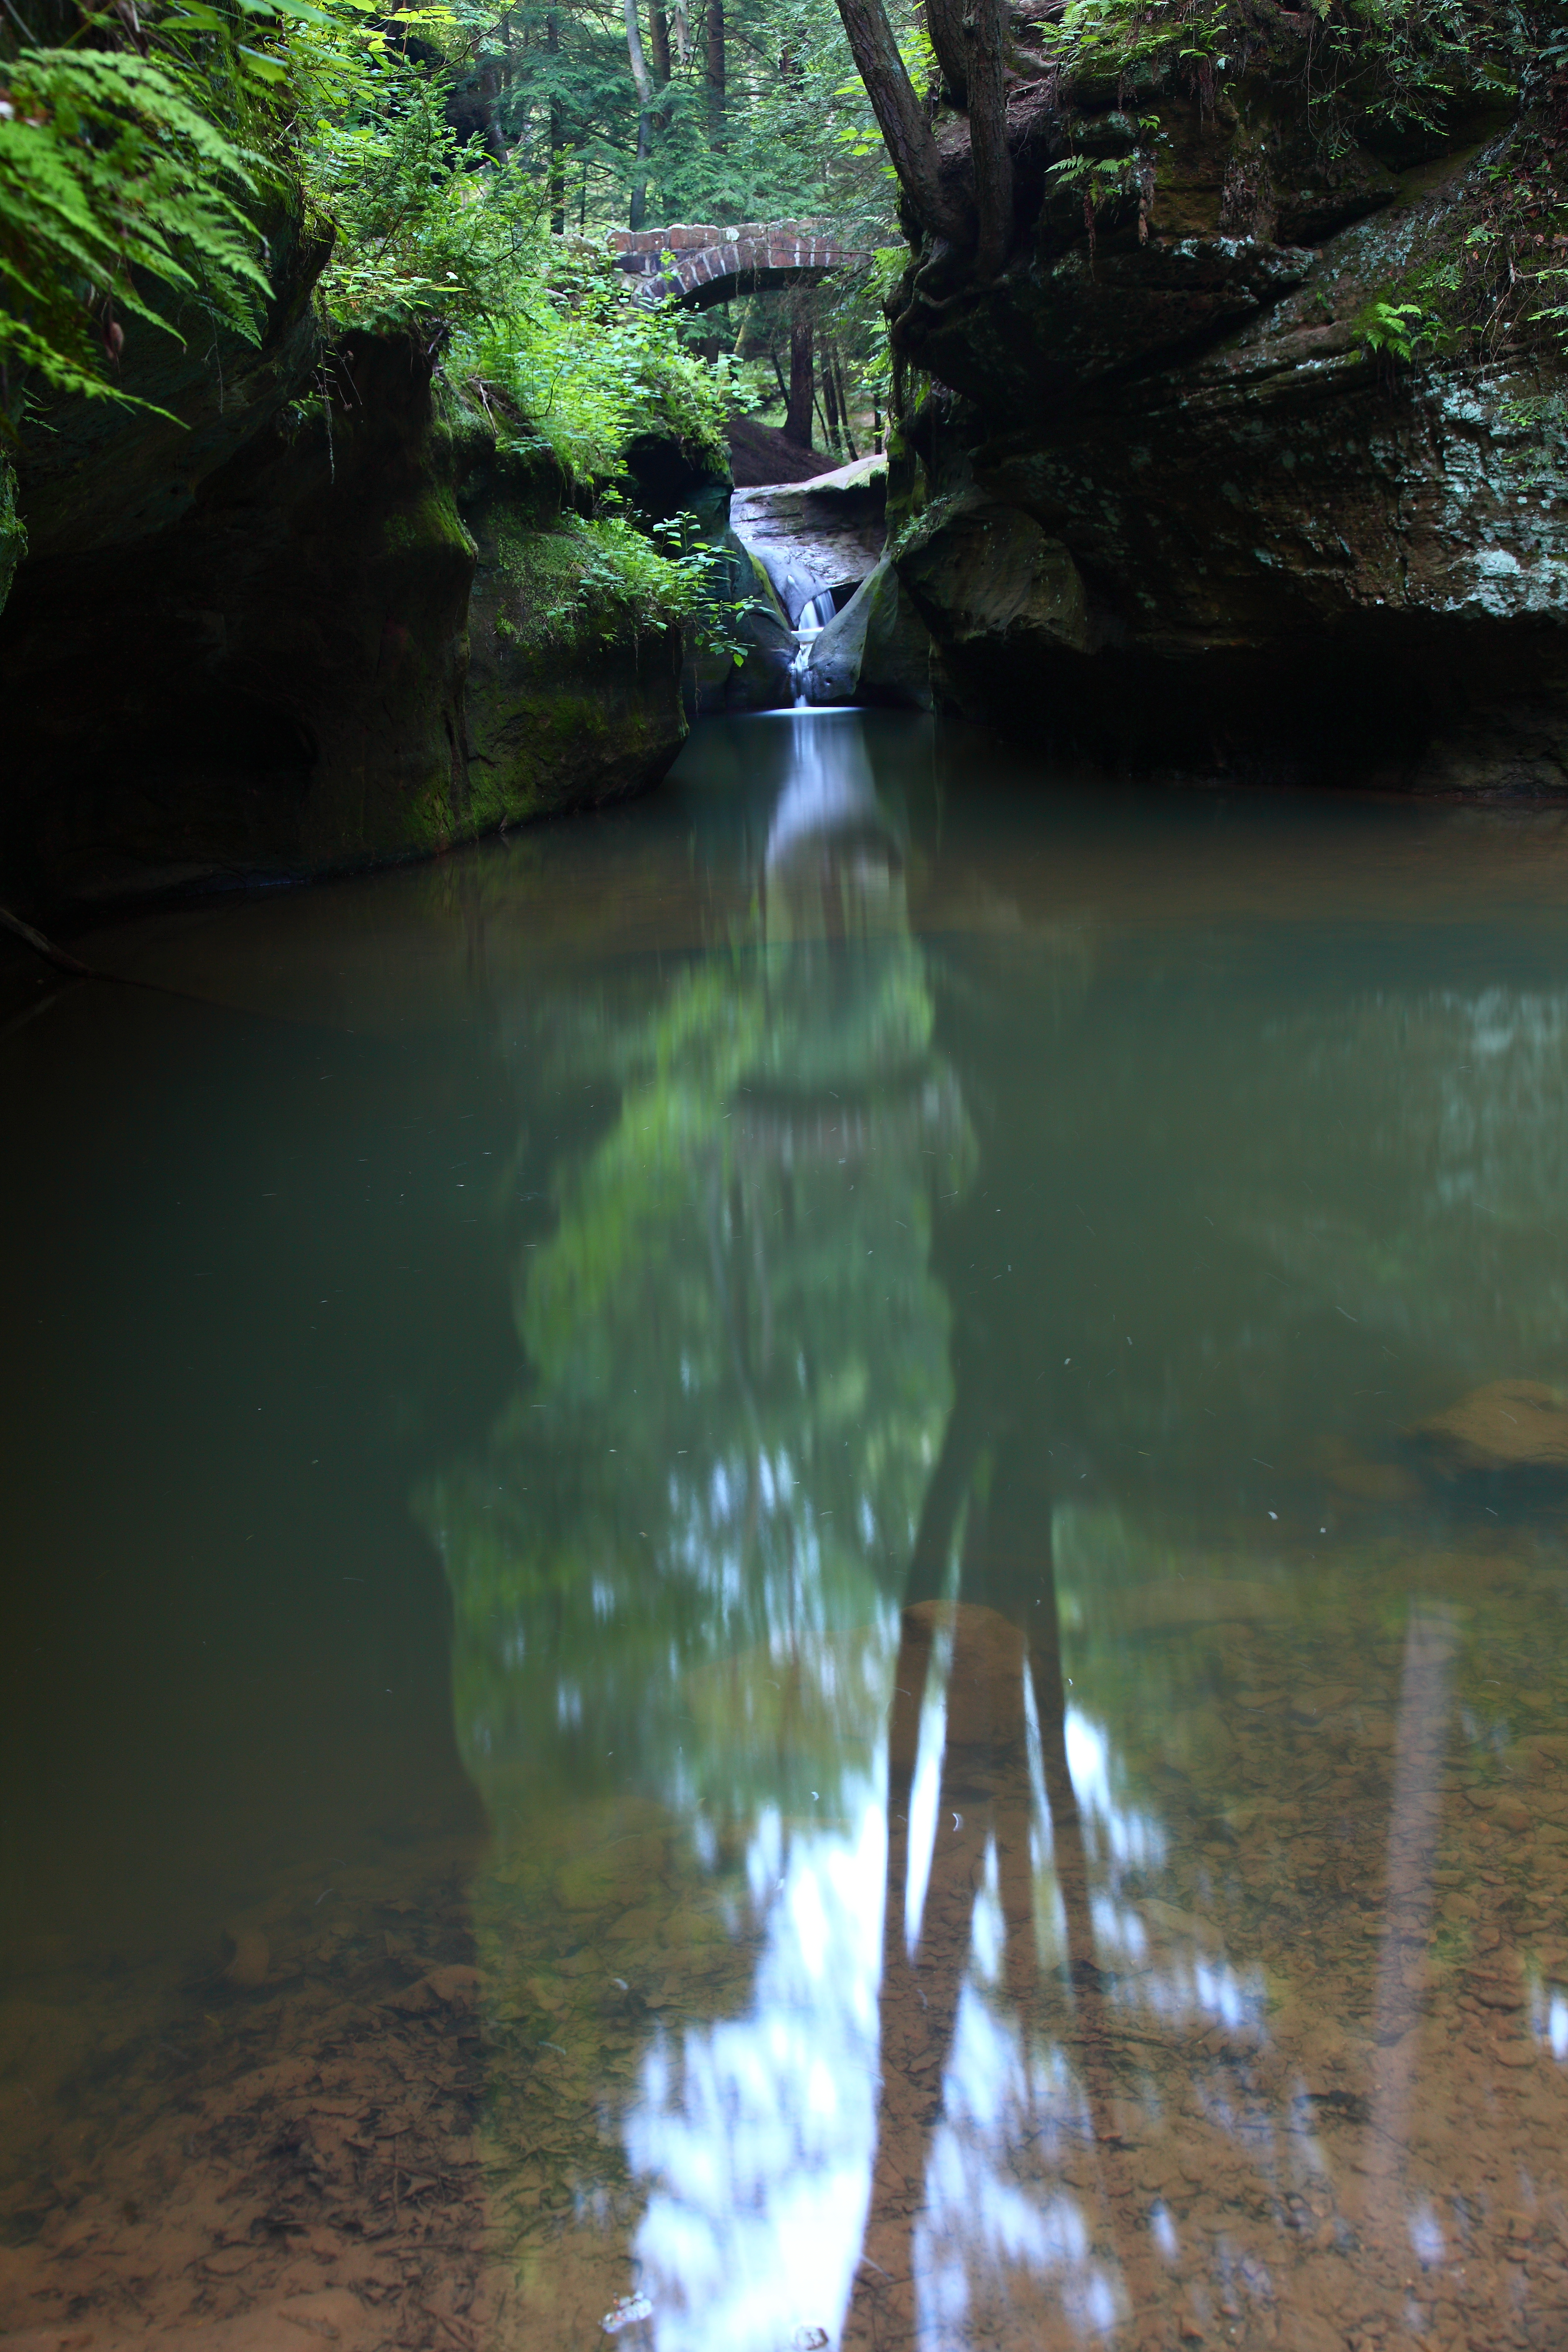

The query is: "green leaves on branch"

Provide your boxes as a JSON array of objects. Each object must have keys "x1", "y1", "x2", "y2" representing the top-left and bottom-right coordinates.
[
  {"x1": 457, "y1": 242, "x2": 740, "y2": 477},
  {"x1": 307, "y1": 53, "x2": 539, "y2": 333}
]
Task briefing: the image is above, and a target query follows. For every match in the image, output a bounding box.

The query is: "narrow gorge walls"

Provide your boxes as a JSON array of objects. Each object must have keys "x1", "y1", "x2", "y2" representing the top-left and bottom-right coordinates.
[
  {"x1": 0, "y1": 229, "x2": 690, "y2": 912},
  {"x1": 860, "y1": 5, "x2": 1568, "y2": 792}
]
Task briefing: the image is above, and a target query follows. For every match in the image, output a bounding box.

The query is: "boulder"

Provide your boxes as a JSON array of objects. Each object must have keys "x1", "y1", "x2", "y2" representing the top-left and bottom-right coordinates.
[
  {"x1": 0, "y1": 322, "x2": 479, "y2": 908},
  {"x1": 895, "y1": 492, "x2": 1091, "y2": 658},
  {"x1": 1410, "y1": 1381, "x2": 1568, "y2": 1473},
  {"x1": 804, "y1": 555, "x2": 934, "y2": 709},
  {"x1": 458, "y1": 427, "x2": 687, "y2": 820},
  {"x1": 876, "y1": 50, "x2": 1568, "y2": 792},
  {"x1": 683, "y1": 529, "x2": 795, "y2": 714},
  {"x1": 730, "y1": 456, "x2": 887, "y2": 624},
  {"x1": 0, "y1": 222, "x2": 694, "y2": 908}
]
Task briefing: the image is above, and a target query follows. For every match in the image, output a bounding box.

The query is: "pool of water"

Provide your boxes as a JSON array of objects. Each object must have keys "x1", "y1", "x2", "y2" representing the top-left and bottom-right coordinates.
[{"x1": 5, "y1": 711, "x2": 1568, "y2": 2352}]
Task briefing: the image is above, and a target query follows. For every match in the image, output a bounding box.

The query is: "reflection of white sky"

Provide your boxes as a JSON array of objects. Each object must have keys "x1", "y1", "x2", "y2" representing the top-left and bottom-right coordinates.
[
  {"x1": 622, "y1": 1667, "x2": 1280, "y2": 2349},
  {"x1": 1064, "y1": 1709, "x2": 1263, "y2": 2039},
  {"x1": 920, "y1": 1988, "x2": 1123, "y2": 2346},
  {"x1": 628, "y1": 1787, "x2": 884, "y2": 2352}
]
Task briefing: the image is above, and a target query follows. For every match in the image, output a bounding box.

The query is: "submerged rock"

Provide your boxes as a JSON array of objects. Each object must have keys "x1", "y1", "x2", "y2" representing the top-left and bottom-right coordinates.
[
  {"x1": 1411, "y1": 1380, "x2": 1568, "y2": 1472},
  {"x1": 222, "y1": 1928, "x2": 270, "y2": 1988}
]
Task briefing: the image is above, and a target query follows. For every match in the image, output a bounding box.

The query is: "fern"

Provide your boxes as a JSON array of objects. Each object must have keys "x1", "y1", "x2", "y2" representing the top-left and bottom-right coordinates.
[{"x1": 0, "y1": 41, "x2": 273, "y2": 431}]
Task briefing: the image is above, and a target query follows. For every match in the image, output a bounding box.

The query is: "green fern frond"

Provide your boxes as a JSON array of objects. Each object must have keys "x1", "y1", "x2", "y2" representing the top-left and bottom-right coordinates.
[{"x1": 0, "y1": 39, "x2": 273, "y2": 433}]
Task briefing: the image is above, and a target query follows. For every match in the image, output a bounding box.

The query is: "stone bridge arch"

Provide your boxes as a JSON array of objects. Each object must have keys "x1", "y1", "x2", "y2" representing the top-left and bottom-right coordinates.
[{"x1": 609, "y1": 221, "x2": 872, "y2": 311}]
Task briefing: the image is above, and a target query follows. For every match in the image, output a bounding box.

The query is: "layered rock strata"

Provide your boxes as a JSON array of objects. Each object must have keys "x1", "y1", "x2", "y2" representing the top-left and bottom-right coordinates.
[{"x1": 879, "y1": 38, "x2": 1568, "y2": 792}]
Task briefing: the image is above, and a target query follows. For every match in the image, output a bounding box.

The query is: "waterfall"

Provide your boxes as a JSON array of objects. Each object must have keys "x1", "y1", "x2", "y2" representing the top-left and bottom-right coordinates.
[{"x1": 788, "y1": 590, "x2": 839, "y2": 705}]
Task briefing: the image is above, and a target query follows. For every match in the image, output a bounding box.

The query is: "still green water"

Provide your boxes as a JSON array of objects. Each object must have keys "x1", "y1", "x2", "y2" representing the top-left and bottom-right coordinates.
[{"x1": 5, "y1": 712, "x2": 1568, "y2": 2352}]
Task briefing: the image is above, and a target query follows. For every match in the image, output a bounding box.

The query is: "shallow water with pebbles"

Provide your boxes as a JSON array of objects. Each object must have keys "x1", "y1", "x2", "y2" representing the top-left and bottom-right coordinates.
[{"x1": 7, "y1": 713, "x2": 1568, "y2": 2352}]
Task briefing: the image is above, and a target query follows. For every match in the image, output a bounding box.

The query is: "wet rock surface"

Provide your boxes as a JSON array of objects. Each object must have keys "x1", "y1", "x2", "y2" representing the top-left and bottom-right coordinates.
[
  {"x1": 803, "y1": 555, "x2": 934, "y2": 708},
  {"x1": 883, "y1": 68, "x2": 1568, "y2": 789},
  {"x1": 731, "y1": 457, "x2": 888, "y2": 626}
]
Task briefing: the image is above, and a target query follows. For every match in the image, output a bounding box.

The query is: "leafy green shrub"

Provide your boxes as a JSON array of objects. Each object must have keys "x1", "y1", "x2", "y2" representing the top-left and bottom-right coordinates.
[
  {"x1": 455, "y1": 242, "x2": 741, "y2": 482},
  {"x1": 302, "y1": 40, "x2": 541, "y2": 332},
  {"x1": 494, "y1": 507, "x2": 764, "y2": 660},
  {"x1": 1352, "y1": 297, "x2": 1430, "y2": 366}
]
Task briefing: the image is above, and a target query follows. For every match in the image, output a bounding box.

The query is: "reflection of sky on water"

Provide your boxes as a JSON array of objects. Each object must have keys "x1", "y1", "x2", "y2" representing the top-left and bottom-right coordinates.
[
  {"x1": 621, "y1": 1662, "x2": 1291, "y2": 2348},
  {"x1": 627, "y1": 1790, "x2": 883, "y2": 2352},
  {"x1": 920, "y1": 1993, "x2": 1125, "y2": 2345}
]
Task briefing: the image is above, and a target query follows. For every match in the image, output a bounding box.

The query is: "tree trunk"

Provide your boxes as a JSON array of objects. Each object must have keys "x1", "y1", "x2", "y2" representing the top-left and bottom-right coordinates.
[
  {"x1": 649, "y1": 1, "x2": 672, "y2": 130},
  {"x1": 963, "y1": 0, "x2": 1014, "y2": 278},
  {"x1": 821, "y1": 355, "x2": 843, "y2": 454},
  {"x1": 629, "y1": 110, "x2": 651, "y2": 228},
  {"x1": 785, "y1": 318, "x2": 814, "y2": 449},
  {"x1": 546, "y1": 8, "x2": 565, "y2": 234},
  {"x1": 832, "y1": 346, "x2": 859, "y2": 459},
  {"x1": 623, "y1": 0, "x2": 657, "y2": 228},
  {"x1": 923, "y1": 0, "x2": 1012, "y2": 274},
  {"x1": 829, "y1": 0, "x2": 970, "y2": 243},
  {"x1": 704, "y1": 0, "x2": 725, "y2": 147}
]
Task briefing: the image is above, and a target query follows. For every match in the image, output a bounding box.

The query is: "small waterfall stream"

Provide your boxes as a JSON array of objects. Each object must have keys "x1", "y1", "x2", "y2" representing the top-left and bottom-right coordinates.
[{"x1": 787, "y1": 589, "x2": 839, "y2": 705}]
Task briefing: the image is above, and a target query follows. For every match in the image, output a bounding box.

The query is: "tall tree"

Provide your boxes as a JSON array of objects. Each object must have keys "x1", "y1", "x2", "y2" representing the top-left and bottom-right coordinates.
[
  {"x1": 545, "y1": 5, "x2": 566, "y2": 233},
  {"x1": 923, "y1": 0, "x2": 1011, "y2": 274},
  {"x1": 785, "y1": 312, "x2": 814, "y2": 447},
  {"x1": 623, "y1": 0, "x2": 658, "y2": 224},
  {"x1": 704, "y1": 0, "x2": 726, "y2": 147},
  {"x1": 828, "y1": 0, "x2": 969, "y2": 242}
]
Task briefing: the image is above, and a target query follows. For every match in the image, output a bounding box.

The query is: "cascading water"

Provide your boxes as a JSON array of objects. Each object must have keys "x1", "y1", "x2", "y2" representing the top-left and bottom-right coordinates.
[{"x1": 788, "y1": 589, "x2": 839, "y2": 704}]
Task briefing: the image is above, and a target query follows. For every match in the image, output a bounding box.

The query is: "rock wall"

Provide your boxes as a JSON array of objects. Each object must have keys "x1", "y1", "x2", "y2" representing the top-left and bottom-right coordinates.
[
  {"x1": 0, "y1": 223, "x2": 691, "y2": 912},
  {"x1": 882, "y1": 44, "x2": 1568, "y2": 792}
]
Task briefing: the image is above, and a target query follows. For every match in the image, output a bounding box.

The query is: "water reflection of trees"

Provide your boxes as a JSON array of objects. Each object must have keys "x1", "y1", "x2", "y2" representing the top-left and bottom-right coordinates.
[
  {"x1": 427, "y1": 732, "x2": 1568, "y2": 2347},
  {"x1": 426, "y1": 717, "x2": 969, "y2": 1829}
]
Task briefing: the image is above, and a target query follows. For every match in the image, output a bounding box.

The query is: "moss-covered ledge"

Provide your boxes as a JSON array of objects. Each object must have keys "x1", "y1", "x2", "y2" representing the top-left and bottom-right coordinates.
[{"x1": 0, "y1": 311, "x2": 696, "y2": 911}]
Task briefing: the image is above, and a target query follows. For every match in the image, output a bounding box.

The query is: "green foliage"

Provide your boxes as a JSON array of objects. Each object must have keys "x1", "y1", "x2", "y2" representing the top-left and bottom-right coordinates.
[
  {"x1": 0, "y1": 451, "x2": 24, "y2": 604},
  {"x1": 496, "y1": 506, "x2": 775, "y2": 673},
  {"x1": 0, "y1": 35, "x2": 273, "y2": 429},
  {"x1": 304, "y1": 47, "x2": 542, "y2": 331},
  {"x1": 448, "y1": 0, "x2": 901, "y2": 235},
  {"x1": 1036, "y1": 0, "x2": 1522, "y2": 152},
  {"x1": 1351, "y1": 295, "x2": 1429, "y2": 364},
  {"x1": 456, "y1": 240, "x2": 740, "y2": 477},
  {"x1": 495, "y1": 506, "x2": 705, "y2": 642}
]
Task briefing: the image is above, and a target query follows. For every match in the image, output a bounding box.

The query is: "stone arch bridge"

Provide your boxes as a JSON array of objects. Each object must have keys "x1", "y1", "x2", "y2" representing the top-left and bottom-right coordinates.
[{"x1": 609, "y1": 221, "x2": 872, "y2": 310}]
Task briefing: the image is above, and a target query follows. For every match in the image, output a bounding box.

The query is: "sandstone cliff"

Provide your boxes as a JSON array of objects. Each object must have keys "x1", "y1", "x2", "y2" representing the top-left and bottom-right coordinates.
[
  {"x1": 874, "y1": 2, "x2": 1568, "y2": 792},
  {"x1": 0, "y1": 219, "x2": 693, "y2": 911}
]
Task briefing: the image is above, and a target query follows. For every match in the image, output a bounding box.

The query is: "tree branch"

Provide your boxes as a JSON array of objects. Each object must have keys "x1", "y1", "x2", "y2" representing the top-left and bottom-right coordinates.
[{"x1": 831, "y1": 0, "x2": 971, "y2": 244}]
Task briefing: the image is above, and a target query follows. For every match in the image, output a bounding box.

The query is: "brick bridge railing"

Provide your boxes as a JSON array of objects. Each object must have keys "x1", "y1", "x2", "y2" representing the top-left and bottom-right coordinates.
[{"x1": 608, "y1": 221, "x2": 872, "y2": 310}]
